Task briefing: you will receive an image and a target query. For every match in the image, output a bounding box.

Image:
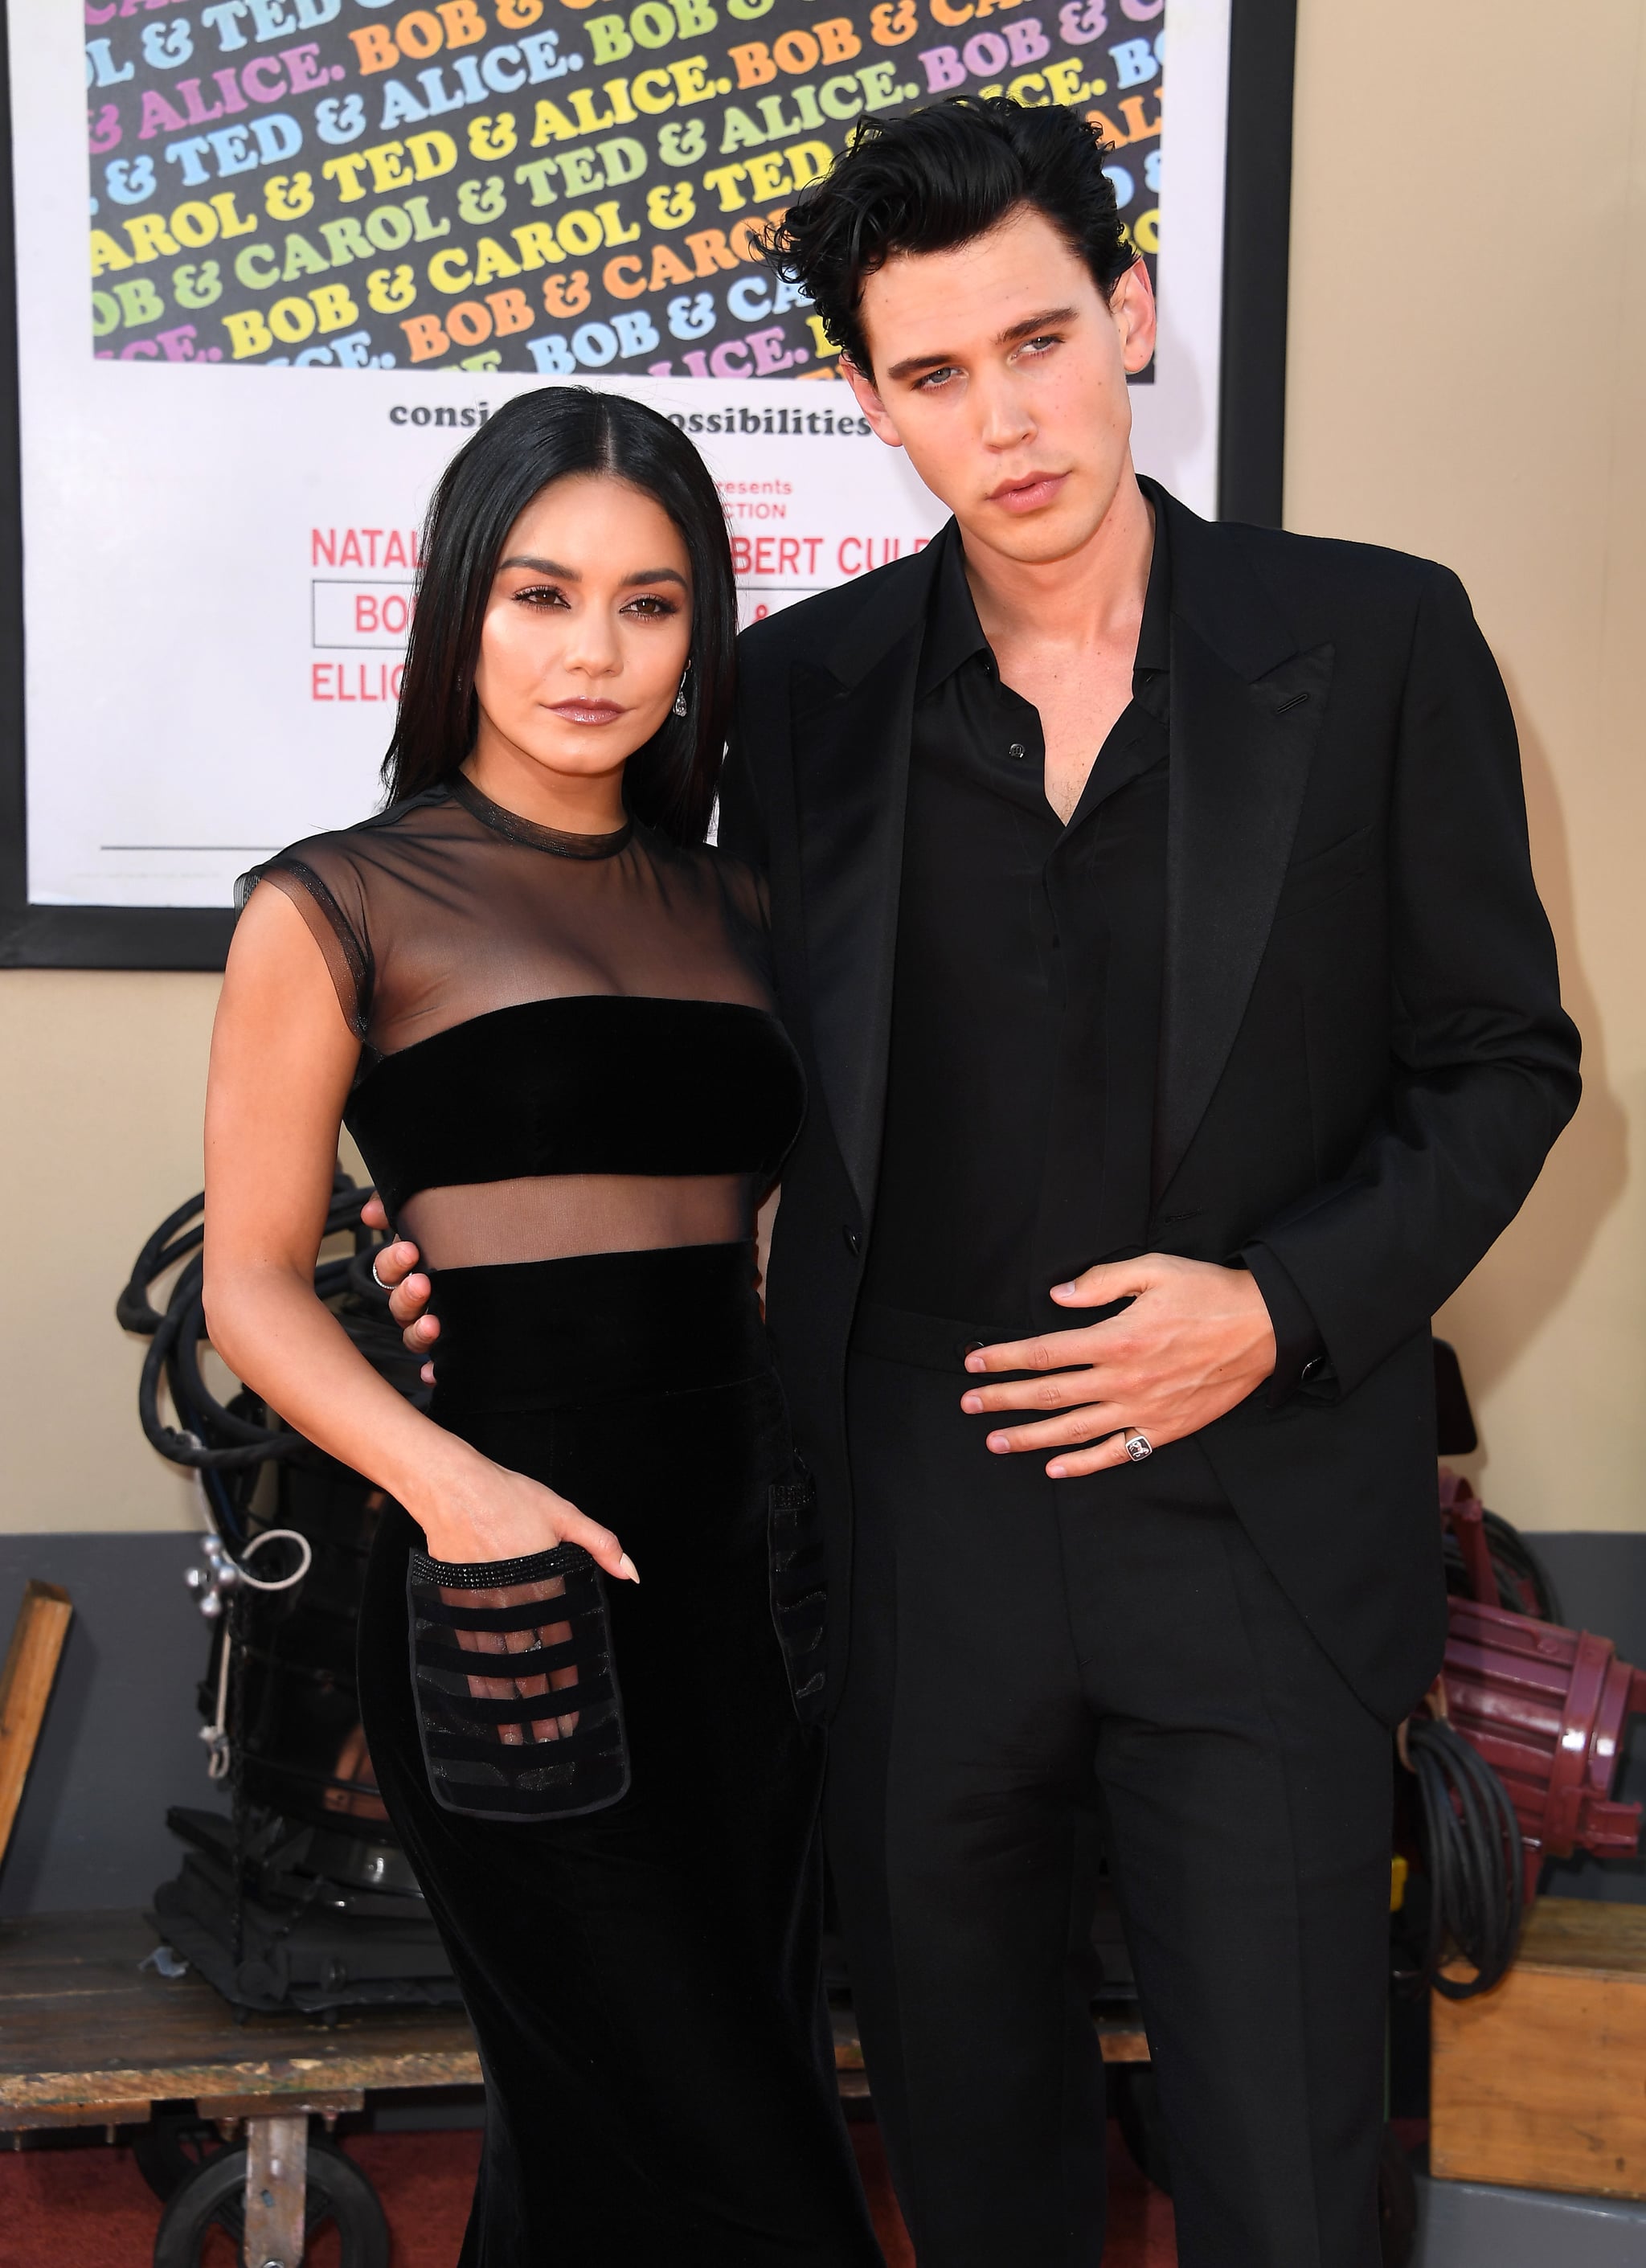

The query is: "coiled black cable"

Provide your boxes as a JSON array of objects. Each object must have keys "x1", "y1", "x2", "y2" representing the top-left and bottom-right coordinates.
[
  {"x1": 1400, "y1": 1715, "x2": 1525, "y2": 2000},
  {"x1": 117, "y1": 1171, "x2": 386, "y2": 1482},
  {"x1": 1441, "y1": 1511, "x2": 1562, "y2": 1623}
]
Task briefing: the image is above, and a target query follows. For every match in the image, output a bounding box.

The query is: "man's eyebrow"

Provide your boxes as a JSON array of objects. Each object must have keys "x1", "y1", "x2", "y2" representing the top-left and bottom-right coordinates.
[
  {"x1": 499, "y1": 557, "x2": 687, "y2": 589},
  {"x1": 882, "y1": 305, "x2": 1080, "y2": 383},
  {"x1": 997, "y1": 305, "x2": 1079, "y2": 345}
]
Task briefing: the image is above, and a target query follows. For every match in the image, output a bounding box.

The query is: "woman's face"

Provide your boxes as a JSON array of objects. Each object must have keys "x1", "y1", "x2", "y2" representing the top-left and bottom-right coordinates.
[{"x1": 470, "y1": 472, "x2": 693, "y2": 795}]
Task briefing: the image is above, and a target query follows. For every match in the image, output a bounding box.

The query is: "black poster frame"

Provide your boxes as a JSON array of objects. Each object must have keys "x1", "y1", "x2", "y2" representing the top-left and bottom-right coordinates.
[{"x1": 0, "y1": 0, "x2": 1296, "y2": 970}]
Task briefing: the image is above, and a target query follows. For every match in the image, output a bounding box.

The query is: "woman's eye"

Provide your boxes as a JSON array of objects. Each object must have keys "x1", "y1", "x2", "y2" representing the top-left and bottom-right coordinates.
[
  {"x1": 514, "y1": 583, "x2": 568, "y2": 608},
  {"x1": 622, "y1": 595, "x2": 679, "y2": 618}
]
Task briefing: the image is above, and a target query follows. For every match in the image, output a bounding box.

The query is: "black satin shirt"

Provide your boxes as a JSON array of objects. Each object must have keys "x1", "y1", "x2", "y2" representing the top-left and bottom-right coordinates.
[{"x1": 862, "y1": 506, "x2": 1322, "y2": 1390}]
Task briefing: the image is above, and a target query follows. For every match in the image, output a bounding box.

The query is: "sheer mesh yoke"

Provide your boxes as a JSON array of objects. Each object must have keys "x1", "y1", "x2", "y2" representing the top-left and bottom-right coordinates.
[{"x1": 244, "y1": 776, "x2": 804, "y2": 1268}]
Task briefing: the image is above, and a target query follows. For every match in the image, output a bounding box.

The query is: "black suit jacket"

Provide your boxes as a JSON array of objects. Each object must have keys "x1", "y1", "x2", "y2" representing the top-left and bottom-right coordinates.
[{"x1": 719, "y1": 485, "x2": 1581, "y2": 1726}]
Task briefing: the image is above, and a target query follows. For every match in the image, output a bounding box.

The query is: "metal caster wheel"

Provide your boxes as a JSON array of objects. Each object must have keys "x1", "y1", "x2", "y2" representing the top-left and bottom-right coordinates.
[
  {"x1": 152, "y1": 2135, "x2": 388, "y2": 2268},
  {"x1": 133, "y1": 2110, "x2": 230, "y2": 2202}
]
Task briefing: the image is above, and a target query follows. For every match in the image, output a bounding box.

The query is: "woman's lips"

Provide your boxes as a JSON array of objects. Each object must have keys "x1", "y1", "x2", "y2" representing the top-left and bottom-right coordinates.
[
  {"x1": 547, "y1": 700, "x2": 627, "y2": 724},
  {"x1": 988, "y1": 473, "x2": 1069, "y2": 514}
]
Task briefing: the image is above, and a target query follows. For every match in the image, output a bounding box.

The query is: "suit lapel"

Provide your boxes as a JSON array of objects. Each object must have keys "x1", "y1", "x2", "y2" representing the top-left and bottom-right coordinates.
[
  {"x1": 1155, "y1": 497, "x2": 1335, "y2": 1193},
  {"x1": 791, "y1": 541, "x2": 944, "y2": 1218}
]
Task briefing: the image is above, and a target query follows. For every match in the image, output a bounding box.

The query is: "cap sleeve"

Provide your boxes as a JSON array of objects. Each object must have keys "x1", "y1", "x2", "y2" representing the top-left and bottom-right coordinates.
[
  {"x1": 237, "y1": 841, "x2": 374, "y2": 1040},
  {"x1": 708, "y1": 845, "x2": 772, "y2": 933}
]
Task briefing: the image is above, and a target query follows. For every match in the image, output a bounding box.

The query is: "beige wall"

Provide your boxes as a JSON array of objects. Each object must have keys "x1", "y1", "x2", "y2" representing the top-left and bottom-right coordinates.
[
  {"x1": 1, "y1": 971, "x2": 219, "y2": 1532},
  {"x1": 1286, "y1": 0, "x2": 1646, "y2": 1531},
  {"x1": 3, "y1": 0, "x2": 1643, "y2": 1536}
]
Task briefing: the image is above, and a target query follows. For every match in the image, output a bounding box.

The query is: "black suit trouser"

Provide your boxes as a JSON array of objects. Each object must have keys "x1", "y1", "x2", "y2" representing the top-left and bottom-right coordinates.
[{"x1": 827, "y1": 1342, "x2": 1394, "y2": 2268}]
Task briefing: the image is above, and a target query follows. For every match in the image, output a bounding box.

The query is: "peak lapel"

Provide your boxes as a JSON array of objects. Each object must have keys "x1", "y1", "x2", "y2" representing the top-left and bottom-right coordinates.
[
  {"x1": 1156, "y1": 518, "x2": 1334, "y2": 1193},
  {"x1": 791, "y1": 544, "x2": 942, "y2": 1218}
]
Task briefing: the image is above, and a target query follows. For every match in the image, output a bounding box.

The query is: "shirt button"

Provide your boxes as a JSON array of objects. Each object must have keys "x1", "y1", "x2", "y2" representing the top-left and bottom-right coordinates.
[{"x1": 1008, "y1": 741, "x2": 1026, "y2": 761}]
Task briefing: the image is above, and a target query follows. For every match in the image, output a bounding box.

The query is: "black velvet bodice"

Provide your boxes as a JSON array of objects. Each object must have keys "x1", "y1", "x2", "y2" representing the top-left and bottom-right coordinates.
[
  {"x1": 244, "y1": 776, "x2": 804, "y2": 1267},
  {"x1": 348, "y1": 995, "x2": 804, "y2": 1217}
]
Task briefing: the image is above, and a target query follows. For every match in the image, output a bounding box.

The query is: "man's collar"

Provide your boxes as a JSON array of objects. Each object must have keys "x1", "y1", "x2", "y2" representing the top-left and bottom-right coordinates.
[
  {"x1": 916, "y1": 521, "x2": 987, "y2": 694},
  {"x1": 1133, "y1": 477, "x2": 1172, "y2": 676},
  {"x1": 918, "y1": 482, "x2": 1174, "y2": 697}
]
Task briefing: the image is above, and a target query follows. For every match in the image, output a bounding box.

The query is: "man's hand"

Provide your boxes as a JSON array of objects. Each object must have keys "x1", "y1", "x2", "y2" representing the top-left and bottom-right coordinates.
[
  {"x1": 361, "y1": 1194, "x2": 439, "y2": 1383},
  {"x1": 960, "y1": 1255, "x2": 1278, "y2": 1477}
]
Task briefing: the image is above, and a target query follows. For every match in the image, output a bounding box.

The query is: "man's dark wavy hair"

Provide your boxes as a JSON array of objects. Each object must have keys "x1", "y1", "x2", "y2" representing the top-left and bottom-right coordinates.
[
  {"x1": 759, "y1": 96, "x2": 1136, "y2": 376},
  {"x1": 383, "y1": 387, "x2": 735, "y2": 845}
]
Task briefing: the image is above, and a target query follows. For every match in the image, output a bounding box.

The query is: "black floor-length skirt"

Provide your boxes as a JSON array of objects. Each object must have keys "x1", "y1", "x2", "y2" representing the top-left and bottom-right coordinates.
[{"x1": 357, "y1": 1242, "x2": 880, "y2": 2266}]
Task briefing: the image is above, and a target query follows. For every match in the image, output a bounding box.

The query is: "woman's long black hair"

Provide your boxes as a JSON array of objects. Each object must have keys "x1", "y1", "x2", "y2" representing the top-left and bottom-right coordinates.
[{"x1": 383, "y1": 387, "x2": 735, "y2": 845}]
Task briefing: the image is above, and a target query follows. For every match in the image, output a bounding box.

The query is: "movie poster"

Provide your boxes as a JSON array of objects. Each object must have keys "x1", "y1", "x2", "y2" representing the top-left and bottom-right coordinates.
[
  {"x1": 7, "y1": 0, "x2": 1226, "y2": 920},
  {"x1": 88, "y1": 0, "x2": 1161, "y2": 378}
]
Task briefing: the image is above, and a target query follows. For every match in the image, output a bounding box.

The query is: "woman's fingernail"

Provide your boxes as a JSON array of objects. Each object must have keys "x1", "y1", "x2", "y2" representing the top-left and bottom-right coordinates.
[
  {"x1": 1047, "y1": 1461, "x2": 1067, "y2": 1479},
  {"x1": 987, "y1": 1433, "x2": 1009, "y2": 1452},
  {"x1": 961, "y1": 1393, "x2": 982, "y2": 1413},
  {"x1": 618, "y1": 1554, "x2": 640, "y2": 1584}
]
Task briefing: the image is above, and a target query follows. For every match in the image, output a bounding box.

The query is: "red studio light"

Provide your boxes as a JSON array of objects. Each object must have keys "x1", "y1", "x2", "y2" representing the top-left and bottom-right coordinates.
[{"x1": 1439, "y1": 1475, "x2": 1646, "y2": 1902}]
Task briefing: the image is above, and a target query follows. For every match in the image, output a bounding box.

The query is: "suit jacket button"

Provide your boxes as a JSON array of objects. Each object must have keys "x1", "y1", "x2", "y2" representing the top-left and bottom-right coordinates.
[
  {"x1": 1300, "y1": 1356, "x2": 1325, "y2": 1383},
  {"x1": 842, "y1": 1226, "x2": 861, "y2": 1256}
]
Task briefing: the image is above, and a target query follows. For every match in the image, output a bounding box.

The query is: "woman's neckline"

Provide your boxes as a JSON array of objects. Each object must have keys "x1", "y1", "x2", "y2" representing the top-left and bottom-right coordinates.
[{"x1": 449, "y1": 771, "x2": 633, "y2": 860}]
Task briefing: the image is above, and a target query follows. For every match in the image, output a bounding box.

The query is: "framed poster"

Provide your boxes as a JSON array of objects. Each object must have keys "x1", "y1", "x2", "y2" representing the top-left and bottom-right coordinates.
[{"x1": 0, "y1": 0, "x2": 1294, "y2": 965}]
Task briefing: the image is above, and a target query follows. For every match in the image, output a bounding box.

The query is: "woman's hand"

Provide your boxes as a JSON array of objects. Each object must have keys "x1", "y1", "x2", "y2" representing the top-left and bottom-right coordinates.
[
  {"x1": 362, "y1": 1196, "x2": 440, "y2": 1384},
  {"x1": 412, "y1": 1442, "x2": 638, "y2": 1586}
]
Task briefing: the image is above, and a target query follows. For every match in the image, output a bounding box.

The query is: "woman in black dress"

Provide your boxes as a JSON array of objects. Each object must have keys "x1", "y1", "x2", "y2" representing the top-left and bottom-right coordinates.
[{"x1": 203, "y1": 389, "x2": 881, "y2": 2266}]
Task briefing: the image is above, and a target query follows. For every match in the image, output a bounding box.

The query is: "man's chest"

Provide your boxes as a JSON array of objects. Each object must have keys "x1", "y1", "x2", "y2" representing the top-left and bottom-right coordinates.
[{"x1": 991, "y1": 643, "x2": 1143, "y2": 824}]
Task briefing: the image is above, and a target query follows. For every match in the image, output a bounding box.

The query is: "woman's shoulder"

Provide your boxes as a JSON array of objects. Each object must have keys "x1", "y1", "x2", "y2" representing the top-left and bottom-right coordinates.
[
  {"x1": 645, "y1": 828, "x2": 769, "y2": 927},
  {"x1": 239, "y1": 788, "x2": 457, "y2": 907}
]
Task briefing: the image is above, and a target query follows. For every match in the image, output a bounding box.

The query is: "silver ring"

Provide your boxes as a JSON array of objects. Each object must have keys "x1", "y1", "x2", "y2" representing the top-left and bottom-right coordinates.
[
  {"x1": 1123, "y1": 1431, "x2": 1153, "y2": 1463},
  {"x1": 371, "y1": 1251, "x2": 392, "y2": 1291}
]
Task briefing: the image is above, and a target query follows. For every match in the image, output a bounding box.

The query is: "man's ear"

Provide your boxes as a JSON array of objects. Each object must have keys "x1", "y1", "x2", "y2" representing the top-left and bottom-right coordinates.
[
  {"x1": 1113, "y1": 256, "x2": 1157, "y2": 377},
  {"x1": 841, "y1": 354, "x2": 905, "y2": 450}
]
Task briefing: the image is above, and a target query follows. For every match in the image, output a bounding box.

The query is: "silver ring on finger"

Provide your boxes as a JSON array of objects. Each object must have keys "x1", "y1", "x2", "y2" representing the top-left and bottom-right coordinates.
[
  {"x1": 371, "y1": 1250, "x2": 393, "y2": 1291},
  {"x1": 1123, "y1": 1431, "x2": 1153, "y2": 1464}
]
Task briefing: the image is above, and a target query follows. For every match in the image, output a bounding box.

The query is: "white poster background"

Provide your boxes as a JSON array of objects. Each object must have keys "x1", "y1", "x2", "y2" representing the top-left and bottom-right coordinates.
[{"x1": 12, "y1": 0, "x2": 1229, "y2": 909}]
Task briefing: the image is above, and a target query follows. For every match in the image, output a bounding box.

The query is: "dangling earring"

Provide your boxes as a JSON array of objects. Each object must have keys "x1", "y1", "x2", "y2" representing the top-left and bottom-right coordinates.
[{"x1": 673, "y1": 664, "x2": 690, "y2": 718}]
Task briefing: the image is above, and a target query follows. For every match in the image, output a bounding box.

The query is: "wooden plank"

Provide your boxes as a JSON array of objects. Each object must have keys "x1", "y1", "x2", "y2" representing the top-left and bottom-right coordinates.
[
  {"x1": 1432, "y1": 1898, "x2": 1646, "y2": 2199},
  {"x1": 1096, "y1": 2022, "x2": 1150, "y2": 2064},
  {"x1": 0, "y1": 1910, "x2": 481, "y2": 2118},
  {"x1": 1, "y1": 1908, "x2": 1153, "y2": 2135},
  {"x1": 1, "y1": 2101, "x2": 155, "y2": 2132},
  {"x1": 0, "y1": 1582, "x2": 73, "y2": 1869},
  {"x1": 1505, "y1": 1893, "x2": 1646, "y2": 1982},
  {"x1": 197, "y1": 2089, "x2": 366, "y2": 2123}
]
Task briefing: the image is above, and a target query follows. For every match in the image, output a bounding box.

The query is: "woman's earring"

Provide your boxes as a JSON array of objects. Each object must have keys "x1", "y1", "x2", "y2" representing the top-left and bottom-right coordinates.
[{"x1": 672, "y1": 671, "x2": 690, "y2": 718}]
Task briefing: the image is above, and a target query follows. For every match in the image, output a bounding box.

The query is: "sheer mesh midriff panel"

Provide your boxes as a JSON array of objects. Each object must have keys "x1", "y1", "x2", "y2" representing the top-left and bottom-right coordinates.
[{"x1": 399, "y1": 1171, "x2": 755, "y2": 1269}]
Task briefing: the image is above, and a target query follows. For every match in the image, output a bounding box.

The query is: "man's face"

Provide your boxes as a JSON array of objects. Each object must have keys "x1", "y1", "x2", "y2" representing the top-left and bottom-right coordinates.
[{"x1": 842, "y1": 205, "x2": 1156, "y2": 566}]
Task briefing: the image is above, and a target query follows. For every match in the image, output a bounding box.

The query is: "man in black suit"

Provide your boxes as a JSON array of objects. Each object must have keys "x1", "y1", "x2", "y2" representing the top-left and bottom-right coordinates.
[
  {"x1": 382, "y1": 97, "x2": 1578, "y2": 2268},
  {"x1": 717, "y1": 99, "x2": 1578, "y2": 2268}
]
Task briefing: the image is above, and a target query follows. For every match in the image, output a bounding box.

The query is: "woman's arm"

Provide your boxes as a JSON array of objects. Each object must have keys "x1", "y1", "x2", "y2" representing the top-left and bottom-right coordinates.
[{"x1": 203, "y1": 886, "x2": 637, "y2": 1581}]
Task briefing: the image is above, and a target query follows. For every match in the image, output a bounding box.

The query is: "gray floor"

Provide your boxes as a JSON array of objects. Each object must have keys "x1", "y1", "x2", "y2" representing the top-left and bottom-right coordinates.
[{"x1": 1415, "y1": 2174, "x2": 1646, "y2": 2266}]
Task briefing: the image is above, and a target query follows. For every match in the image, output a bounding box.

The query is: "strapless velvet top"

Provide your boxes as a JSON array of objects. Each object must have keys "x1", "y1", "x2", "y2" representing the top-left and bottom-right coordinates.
[{"x1": 346, "y1": 995, "x2": 806, "y2": 1217}]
